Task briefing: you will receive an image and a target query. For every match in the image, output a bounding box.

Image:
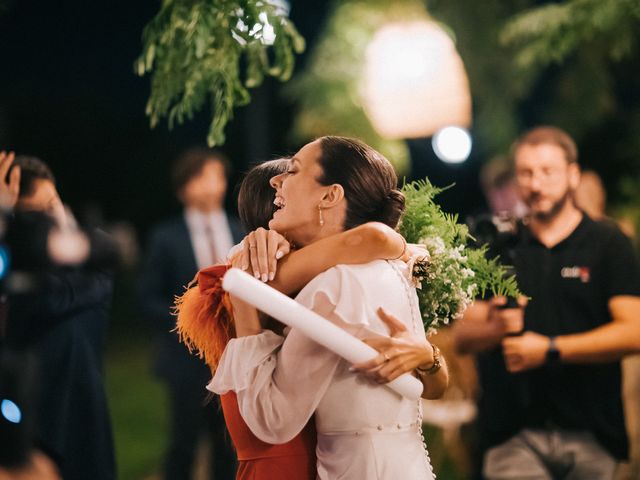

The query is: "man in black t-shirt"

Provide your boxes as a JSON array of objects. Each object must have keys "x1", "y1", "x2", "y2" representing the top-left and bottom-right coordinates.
[{"x1": 454, "y1": 126, "x2": 640, "y2": 479}]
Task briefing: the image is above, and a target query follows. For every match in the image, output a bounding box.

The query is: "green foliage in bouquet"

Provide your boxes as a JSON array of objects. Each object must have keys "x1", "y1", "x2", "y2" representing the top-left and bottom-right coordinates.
[
  {"x1": 400, "y1": 179, "x2": 522, "y2": 334},
  {"x1": 135, "y1": 0, "x2": 305, "y2": 147}
]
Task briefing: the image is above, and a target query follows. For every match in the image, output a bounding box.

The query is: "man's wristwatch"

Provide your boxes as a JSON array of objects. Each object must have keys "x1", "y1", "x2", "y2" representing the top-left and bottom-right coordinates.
[
  {"x1": 546, "y1": 336, "x2": 560, "y2": 366},
  {"x1": 416, "y1": 344, "x2": 442, "y2": 376}
]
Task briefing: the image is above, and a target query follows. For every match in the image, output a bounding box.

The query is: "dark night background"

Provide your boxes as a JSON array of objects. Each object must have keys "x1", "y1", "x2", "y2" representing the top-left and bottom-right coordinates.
[
  {"x1": 0, "y1": 0, "x2": 493, "y2": 243},
  {"x1": 2, "y1": 0, "x2": 637, "y2": 241}
]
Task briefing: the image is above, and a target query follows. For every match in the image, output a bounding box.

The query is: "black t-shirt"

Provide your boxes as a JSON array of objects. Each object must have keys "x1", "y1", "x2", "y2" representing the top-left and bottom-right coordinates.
[{"x1": 477, "y1": 214, "x2": 640, "y2": 459}]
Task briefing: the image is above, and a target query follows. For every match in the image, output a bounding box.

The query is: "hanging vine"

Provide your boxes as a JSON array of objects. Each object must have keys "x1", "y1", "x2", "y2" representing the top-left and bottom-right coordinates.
[{"x1": 135, "y1": 0, "x2": 305, "y2": 146}]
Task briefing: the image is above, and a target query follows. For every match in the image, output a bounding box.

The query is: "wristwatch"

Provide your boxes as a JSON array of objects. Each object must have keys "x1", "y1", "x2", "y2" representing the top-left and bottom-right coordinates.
[
  {"x1": 416, "y1": 344, "x2": 442, "y2": 376},
  {"x1": 546, "y1": 336, "x2": 560, "y2": 366}
]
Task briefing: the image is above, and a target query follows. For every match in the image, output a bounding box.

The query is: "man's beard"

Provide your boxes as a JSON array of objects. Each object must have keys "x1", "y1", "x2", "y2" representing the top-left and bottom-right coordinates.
[{"x1": 530, "y1": 189, "x2": 573, "y2": 223}]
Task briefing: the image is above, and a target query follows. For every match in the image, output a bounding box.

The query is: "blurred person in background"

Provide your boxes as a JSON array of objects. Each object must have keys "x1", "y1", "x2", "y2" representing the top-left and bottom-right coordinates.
[
  {"x1": 0, "y1": 151, "x2": 117, "y2": 480},
  {"x1": 479, "y1": 156, "x2": 527, "y2": 220},
  {"x1": 574, "y1": 169, "x2": 606, "y2": 221},
  {"x1": 574, "y1": 169, "x2": 640, "y2": 480},
  {"x1": 440, "y1": 157, "x2": 529, "y2": 479},
  {"x1": 453, "y1": 127, "x2": 640, "y2": 480},
  {"x1": 575, "y1": 169, "x2": 637, "y2": 239},
  {"x1": 138, "y1": 148, "x2": 241, "y2": 480}
]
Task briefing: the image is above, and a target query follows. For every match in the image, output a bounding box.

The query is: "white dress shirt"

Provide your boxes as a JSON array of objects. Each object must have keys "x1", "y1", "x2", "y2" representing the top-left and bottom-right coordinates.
[{"x1": 184, "y1": 208, "x2": 234, "y2": 268}]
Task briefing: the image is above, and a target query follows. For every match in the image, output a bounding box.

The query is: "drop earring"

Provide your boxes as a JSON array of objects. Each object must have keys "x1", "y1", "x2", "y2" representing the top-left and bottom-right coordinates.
[{"x1": 318, "y1": 205, "x2": 324, "y2": 227}]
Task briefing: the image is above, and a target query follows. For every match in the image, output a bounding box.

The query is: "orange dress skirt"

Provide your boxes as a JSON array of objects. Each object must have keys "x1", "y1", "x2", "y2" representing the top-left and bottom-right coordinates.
[
  {"x1": 175, "y1": 265, "x2": 316, "y2": 479},
  {"x1": 220, "y1": 391, "x2": 316, "y2": 479}
]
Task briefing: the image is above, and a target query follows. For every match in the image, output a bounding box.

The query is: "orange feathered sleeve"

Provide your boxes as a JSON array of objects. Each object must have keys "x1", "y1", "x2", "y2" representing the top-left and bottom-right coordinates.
[{"x1": 174, "y1": 264, "x2": 236, "y2": 372}]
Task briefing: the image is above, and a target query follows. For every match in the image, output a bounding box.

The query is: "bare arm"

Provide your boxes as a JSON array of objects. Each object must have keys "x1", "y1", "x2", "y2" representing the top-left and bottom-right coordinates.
[
  {"x1": 230, "y1": 222, "x2": 404, "y2": 336},
  {"x1": 240, "y1": 222, "x2": 404, "y2": 294},
  {"x1": 503, "y1": 295, "x2": 640, "y2": 372},
  {"x1": 354, "y1": 309, "x2": 449, "y2": 399},
  {"x1": 229, "y1": 295, "x2": 263, "y2": 337},
  {"x1": 271, "y1": 222, "x2": 404, "y2": 294},
  {"x1": 418, "y1": 348, "x2": 449, "y2": 399},
  {"x1": 556, "y1": 296, "x2": 640, "y2": 362},
  {"x1": 452, "y1": 297, "x2": 526, "y2": 355}
]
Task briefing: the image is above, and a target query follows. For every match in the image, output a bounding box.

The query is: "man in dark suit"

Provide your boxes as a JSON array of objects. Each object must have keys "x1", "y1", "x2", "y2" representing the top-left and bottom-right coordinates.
[{"x1": 138, "y1": 148, "x2": 242, "y2": 480}]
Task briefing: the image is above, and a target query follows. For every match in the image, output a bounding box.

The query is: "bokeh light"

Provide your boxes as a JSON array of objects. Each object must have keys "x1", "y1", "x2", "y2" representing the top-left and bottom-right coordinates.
[
  {"x1": 1, "y1": 398, "x2": 22, "y2": 424},
  {"x1": 432, "y1": 126, "x2": 472, "y2": 164}
]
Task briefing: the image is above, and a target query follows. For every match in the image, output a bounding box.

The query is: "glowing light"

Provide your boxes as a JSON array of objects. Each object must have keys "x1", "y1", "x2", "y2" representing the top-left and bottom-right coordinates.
[
  {"x1": 432, "y1": 126, "x2": 472, "y2": 164},
  {"x1": 0, "y1": 246, "x2": 9, "y2": 279},
  {"x1": 361, "y1": 21, "x2": 472, "y2": 139},
  {"x1": 1, "y1": 399, "x2": 22, "y2": 424}
]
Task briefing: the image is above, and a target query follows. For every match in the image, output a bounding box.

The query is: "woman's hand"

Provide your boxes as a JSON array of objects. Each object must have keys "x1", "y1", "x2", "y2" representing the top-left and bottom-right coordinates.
[
  {"x1": 0, "y1": 150, "x2": 20, "y2": 210},
  {"x1": 352, "y1": 308, "x2": 433, "y2": 383},
  {"x1": 238, "y1": 228, "x2": 291, "y2": 282}
]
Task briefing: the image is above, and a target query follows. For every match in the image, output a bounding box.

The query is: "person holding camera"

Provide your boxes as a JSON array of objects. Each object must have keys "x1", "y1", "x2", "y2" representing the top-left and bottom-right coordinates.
[
  {"x1": 0, "y1": 152, "x2": 116, "y2": 480},
  {"x1": 453, "y1": 127, "x2": 640, "y2": 479}
]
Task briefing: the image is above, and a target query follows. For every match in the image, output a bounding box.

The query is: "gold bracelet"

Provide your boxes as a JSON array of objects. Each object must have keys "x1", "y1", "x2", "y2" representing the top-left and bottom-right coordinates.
[
  {"x1": 415, "y1": 344, "x2": 442, "y2": 376},
  {"x1": 391, "y1": 236, "x2": 408, "y2": 260}
]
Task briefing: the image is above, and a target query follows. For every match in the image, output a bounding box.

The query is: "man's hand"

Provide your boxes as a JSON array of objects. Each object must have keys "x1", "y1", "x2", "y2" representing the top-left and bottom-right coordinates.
[
  {"x1": 352, "y1": 307, "x2": 431, "y2": 383},
  {"x1": 490, "y1": 296, "x2": 527, "y2": 335},
  {"x1": 502, "y1": 331, "x2": 550, "y2": 372},
  {"x1": 0, "y1": 150, "x2": 20, "y2": 209}
]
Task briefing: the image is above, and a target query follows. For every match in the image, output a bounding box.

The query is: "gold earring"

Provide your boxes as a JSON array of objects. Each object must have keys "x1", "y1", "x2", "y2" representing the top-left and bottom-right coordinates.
[{"x1": 318, "y1": 205, "x2": 324, "y2": 226}]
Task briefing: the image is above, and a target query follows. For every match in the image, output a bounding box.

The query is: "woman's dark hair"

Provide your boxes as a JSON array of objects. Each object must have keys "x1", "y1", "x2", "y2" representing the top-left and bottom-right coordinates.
[
  {"x1": 317, "y1": 136, "x2": 405, "y2": 229},
  {"x1": 237, "y1": 159, "x2": 289, "y2": 231}
]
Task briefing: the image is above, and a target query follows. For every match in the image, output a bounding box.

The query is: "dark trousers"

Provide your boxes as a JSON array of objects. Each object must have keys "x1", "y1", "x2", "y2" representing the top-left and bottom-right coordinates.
[{"x1": 164, "y1": 377, "x2": 237, "y2": 480}]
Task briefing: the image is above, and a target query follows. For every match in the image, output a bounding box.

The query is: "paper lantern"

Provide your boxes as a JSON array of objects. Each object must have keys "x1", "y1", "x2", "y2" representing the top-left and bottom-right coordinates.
[{"x1": 361, "y1": 21, "x2": 472, "y2": 139}]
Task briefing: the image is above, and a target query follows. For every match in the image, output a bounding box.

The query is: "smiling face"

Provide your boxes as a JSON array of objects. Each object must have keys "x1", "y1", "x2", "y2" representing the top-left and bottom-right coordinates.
[
  {"x1": 269, "y1": 140, "x2": 343, "y2": 246},
  {"x1": 514, "y1": 143, "x2": 580, "y2": 221}
]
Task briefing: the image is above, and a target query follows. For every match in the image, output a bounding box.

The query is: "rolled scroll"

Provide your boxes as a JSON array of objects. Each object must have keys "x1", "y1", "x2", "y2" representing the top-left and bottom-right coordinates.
[{"x1": 223, "y1": 268, "x2": 424, "y2": 400}]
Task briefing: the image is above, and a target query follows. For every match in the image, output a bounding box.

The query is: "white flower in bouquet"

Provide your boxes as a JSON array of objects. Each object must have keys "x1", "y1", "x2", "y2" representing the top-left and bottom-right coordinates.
[{"x1": 399, "y1": 179, "x2": 522, "y2": 334}]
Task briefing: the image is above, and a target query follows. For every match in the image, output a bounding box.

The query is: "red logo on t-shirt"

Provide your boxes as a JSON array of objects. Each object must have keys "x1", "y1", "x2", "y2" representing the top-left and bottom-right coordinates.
[
  {"x1": 579, "y1": 267, "x2": 590, "y2": 283},
  {"x1": 560, "y1": 266, "x2": 590, "y2": 283}
]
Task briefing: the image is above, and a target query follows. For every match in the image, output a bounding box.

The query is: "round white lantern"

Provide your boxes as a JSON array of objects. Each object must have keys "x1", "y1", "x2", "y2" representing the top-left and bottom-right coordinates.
[{"x1": 361, "y1": 21, "x2": 472, "y2": 139}]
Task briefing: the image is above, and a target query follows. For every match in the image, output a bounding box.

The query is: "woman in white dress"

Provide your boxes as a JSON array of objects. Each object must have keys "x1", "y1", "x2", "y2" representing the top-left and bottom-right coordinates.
[{"x1": 210, "y1": 136, "x2": 448, "y2": 479}]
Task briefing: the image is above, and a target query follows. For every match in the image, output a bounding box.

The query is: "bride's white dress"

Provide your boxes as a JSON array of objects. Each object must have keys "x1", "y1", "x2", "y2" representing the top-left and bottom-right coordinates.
[{"x1": 209, "y1": 259, "x2": 436, "y2": 479}]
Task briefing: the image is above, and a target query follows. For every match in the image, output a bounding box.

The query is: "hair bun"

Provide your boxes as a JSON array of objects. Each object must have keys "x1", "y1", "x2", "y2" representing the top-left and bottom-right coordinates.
[{"x1": 380, "y1": 189, "x2": 405, "y2": 228}]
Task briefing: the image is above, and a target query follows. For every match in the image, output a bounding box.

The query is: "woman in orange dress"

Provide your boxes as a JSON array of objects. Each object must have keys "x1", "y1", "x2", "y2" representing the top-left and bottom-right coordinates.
[{"x1": 175, "y1": 159, "x2": 407, "y2": 479}]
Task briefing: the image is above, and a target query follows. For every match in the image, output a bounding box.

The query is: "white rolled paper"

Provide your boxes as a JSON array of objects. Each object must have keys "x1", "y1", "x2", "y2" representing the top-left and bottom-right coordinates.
[{"x1": 223, "y1": 268, "x2": 424, "y2": 400}]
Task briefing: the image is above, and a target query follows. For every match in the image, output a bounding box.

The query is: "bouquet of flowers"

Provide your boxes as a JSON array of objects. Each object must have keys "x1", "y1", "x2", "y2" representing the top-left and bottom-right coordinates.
[{"x1": 399, "y1": 179, "x2": 522, "y2": 334}]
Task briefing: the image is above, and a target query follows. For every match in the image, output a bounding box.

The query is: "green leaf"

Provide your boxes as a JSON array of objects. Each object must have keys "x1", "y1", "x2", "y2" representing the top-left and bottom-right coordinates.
[
  {"x1": 400, "y1": 179, "x2": 524, "y2": 332},
  {"x1": 136, "y1": 0, "x2": 305, "y2": 146}
]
